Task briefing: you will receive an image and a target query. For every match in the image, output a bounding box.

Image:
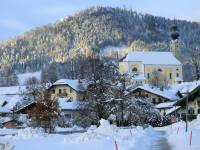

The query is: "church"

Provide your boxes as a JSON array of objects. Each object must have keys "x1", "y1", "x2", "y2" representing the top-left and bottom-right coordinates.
[{"x1": 119, "y1": 51, "x2": 182, "y2": 85}]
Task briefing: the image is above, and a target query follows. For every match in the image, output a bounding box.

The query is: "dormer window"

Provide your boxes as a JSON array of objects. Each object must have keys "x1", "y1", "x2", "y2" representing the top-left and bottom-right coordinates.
[{"x1": 132, "y1": 67, "x2": 138, "y2": 72}]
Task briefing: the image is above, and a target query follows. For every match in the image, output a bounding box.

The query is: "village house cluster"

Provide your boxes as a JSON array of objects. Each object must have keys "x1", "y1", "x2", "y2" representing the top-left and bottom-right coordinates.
[{"x1": 0, "y1": 46, "x2": 200, "y2": 128}]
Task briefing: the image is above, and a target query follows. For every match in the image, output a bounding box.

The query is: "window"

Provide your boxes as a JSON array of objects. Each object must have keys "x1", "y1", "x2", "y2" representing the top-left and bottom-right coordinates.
[
  {"x1": 1, "y1": 101, "x2": 8, "y2": 107},
  {"x1": 176, "y1": 68, "x2": 179, "y2": 71},
  {"x1": 198, "y1": 109, "x2": 200, "y2": 114},
  {"x1": 147, "y1": 73, "x2": 150, "y2": 79},
  {"x1": 63, "y1": 89, "x2": 67, "y2": 94},
  {"x1": 176, "y1": 73, "x2": 179, "y2": 78},
  {"x1": 158, "y1": 98, "x2": 162, "y2": 103},
  {"x1": 188, "y1": 108, "x2": 195, "y2": 114},
  {"x1": 132, "y1": 67, "x2": 138, "y2": 72},
  {"x1": 169, "y1": 73, "x2": 172, "y2": 79},
  {"x1": 152, "y1": 98, "x2": 156, "y2": 103},
  {"x1": 59, "y1": 89, "x2": 62, "y2": 94},
  {"x1": 65, "y1": 114, "x2": 72, "y2": 119},
  {"x1": 70, "y1": 88, "x2": 72, "y2": 93},
  {"x1": 197, "y1": 101, "x2": 200, "y2": 107},
  {"x1": 52, "y1": 89, "x2": 55, "y2": 94}
]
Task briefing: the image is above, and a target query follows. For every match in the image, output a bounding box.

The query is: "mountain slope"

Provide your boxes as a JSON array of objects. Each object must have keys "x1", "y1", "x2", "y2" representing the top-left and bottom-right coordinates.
[{"x1": 0, "y1": 6, "x2": 199, "y2": 80}]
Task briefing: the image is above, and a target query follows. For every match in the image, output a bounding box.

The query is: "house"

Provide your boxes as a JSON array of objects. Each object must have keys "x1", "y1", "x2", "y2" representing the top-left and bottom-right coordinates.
[
  {"x1": 58, "y1": 98, "x2": 82, "y2": 126},
  {"x1": 155, "y1": 101, "x2": 180, "y2": 117},
  {"x1": 174, "y1": 83, "x2": 200, "y2": 121},
  {"x1": 48, "y1": 79, "x2": 87, "y2": 101},
  {"x1": 48, "y1": 79, "x2": 89, "y2": 126},
  {"x1": 125, "y1": 84, "x2": 183, "y2": 118},
  {"x1": 0, "y1": 117, "x2": 20, "y2": 128},
  {"x1": 119, "y1": 51, "x2": 183, "y2": 85},
  {"x1": 126, "y1": 85, "x2": 181, "y2": 104},
  {"x1": 0, "y1": 86, "x2": 26, "y2": 115}
]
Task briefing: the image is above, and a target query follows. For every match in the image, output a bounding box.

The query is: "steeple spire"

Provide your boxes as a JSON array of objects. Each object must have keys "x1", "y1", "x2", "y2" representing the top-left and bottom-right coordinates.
[{"x1": 170, "y1": 24, "x2": 181, "y2": 59}]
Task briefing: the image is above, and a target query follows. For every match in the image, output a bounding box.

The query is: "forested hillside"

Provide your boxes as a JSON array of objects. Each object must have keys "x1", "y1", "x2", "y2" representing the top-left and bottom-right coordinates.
[{"x1": 0, "y1": 6, "x2": 200, "y2": 81}]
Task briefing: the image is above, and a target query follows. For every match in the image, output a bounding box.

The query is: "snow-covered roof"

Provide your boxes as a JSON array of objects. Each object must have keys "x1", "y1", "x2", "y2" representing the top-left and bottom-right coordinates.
[
  {"x1": 0, "y1": 117, "x2": 14, "y2": 124},
  {"x1": 128, "y1": 85, "x2": 180, "y2": 101},
  {"x1": 0, "y1": 86, "x2": 26, "y2": 111},
  {"x1": 122, "y1": 52, "x2": 182, "y2": 65},
  {"x1": 155, "y1": 101, "x2": 176, "y2": 109},
  {"x1": 58, "y1": 98, "x2": 80, "y2": 110},
  {"x1": 0, "y1": 107, "x2": 12, "y2": 113},
  {"x1": 0, "y1": 94, "x2": 22, "y2": 110},
  {"x1": 166, "y1": 106, "x2": 181, "y2": 115},
  {"x1": 170, "y1": 80, "x2": 200, "y2": 95},
  {"x1": 0, "y1": 86, "x2": 26, "y2": 95},
  {"x1": 52, "y1": 79, "x2": 86, "y2": 92}
]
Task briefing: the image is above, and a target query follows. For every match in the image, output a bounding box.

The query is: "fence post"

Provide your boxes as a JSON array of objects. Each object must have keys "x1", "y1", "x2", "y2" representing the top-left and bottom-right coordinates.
[
  {"x1": 115, "y1": 140, "x2": 118, "y2": 150},
  {"x1": 189, "y1": 131, "x2": 192, "y2": 146}
]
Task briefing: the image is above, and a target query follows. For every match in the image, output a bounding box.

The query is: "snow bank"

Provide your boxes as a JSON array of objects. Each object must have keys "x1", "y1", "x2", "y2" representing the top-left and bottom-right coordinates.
[
  {"x1": 165, "y1": 115, "x2": 200, "y2": 150},
  {"x1": 55, "y1": 126, "x2": 83, "y2": 132},
  {"x1": 64, "y1": 119, "x2": 158, "y2": 150},
  {"x1": 0, "y1": 120, "x2": 159, "y2": 150},
  {"x1": 7, "y1": 128, "x2": 45, "y2": 140}
]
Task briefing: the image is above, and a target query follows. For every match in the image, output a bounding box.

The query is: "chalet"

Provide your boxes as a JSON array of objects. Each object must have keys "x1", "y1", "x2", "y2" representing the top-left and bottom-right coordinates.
[
  {"x1": 47, "y1": 79, "x2": 89, "y2": 126},
  {"x1": 58, "y1": 98, "x2": 82, "y2": 126},
  {"x1": 126, "y1": 85, "x2": 181, "y2": 104},
  {"x1": 155, "y1": 101, "x2": 180, "y2": 117},
  {"x1": 48, "y1": 79, "x2": 87, "y2": 101},
  {"x1": 174, "y1": 84, "x2": 200, "y2": 120},
  {"x1": 119, "y1": 51, "x2": 183, "y2": 85}
]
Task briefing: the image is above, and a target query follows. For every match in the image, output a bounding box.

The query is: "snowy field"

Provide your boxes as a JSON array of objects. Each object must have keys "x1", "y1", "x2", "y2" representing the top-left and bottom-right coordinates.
[{"x1": 0, "y1": 119, "x2": 159, "y2": 150}]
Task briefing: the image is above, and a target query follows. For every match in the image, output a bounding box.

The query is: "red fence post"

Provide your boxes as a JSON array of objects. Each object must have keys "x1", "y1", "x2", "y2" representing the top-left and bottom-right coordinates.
[
  {"x1": 115, "y1": 140, "x2": 118, "y2": 150},
  {"x1": 189, "y1": 131, "x2": 192, "y2": 146}
]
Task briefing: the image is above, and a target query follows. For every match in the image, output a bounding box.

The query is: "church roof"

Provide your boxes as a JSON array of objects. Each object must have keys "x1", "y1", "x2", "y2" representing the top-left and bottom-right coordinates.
[{"x1": 122, "y1": 51, "x2": 182, "y2": 65}]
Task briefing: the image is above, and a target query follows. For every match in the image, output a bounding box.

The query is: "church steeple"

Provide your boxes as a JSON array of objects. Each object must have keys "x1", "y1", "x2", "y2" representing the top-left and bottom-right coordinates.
[{"x1": 170, "y1": 24, "x2": 181, "y2": 59}]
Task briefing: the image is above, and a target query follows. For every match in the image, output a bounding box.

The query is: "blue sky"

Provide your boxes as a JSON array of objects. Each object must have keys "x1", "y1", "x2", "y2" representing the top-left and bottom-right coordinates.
[{"x1": 1, "y1": 0, "x2": 200, "y2": 40}]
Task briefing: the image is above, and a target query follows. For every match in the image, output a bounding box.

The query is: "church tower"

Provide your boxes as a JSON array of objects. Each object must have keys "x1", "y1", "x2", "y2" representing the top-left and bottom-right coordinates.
[{"x1": 170, "y1": 25, "x2": 181, "y2": 59}]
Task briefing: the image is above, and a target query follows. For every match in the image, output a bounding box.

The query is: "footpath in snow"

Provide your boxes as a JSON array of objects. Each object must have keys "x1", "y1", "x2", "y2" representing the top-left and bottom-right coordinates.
[
  {"x1": 157, "y1": 115, "x2": 200, "y2": 150},
  {"x1": 151, "y1": 130, "x2": 171, "y2": 150}
]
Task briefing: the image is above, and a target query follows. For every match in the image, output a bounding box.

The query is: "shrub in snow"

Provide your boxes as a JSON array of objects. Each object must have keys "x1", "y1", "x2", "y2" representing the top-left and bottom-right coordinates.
[
  {"x1": 14, "y1": 128, "x2": 45, "y2": 139},
  {"x1": 0, "y1": 143, "x2": 14, "y2": 150}
]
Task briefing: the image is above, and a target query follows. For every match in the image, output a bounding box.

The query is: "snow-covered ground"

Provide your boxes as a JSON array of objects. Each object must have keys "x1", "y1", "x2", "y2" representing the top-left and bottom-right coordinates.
[
  {"x1": 156, "y1": 115, "x2": 200, "y2": 150},
  {"x1": 17, "y1": 71, "x2": 41, "y2": 86},
  {"x1": 0, "y1": 119, "x2": 160, "y2": 150}
]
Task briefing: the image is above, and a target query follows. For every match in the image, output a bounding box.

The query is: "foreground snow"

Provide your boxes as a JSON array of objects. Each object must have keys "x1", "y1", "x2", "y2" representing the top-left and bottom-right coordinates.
[
  {"x1": 0, "y1": 119, "x2": 159, "y2": 150},
  {"x1": 157, "y1": 115, "x2": 200, "y2": 150}
]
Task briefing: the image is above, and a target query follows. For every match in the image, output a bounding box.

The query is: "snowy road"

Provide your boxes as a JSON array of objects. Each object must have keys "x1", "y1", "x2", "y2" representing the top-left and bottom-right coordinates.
[{"x1": 151, "y1": 131, "x2": 171, "y2": 150}]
